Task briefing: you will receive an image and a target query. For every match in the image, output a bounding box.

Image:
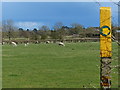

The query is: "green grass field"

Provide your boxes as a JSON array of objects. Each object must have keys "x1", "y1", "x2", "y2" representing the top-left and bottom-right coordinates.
[{"x1": 2, "y1": 42, "x2": 118, "y2": 88}]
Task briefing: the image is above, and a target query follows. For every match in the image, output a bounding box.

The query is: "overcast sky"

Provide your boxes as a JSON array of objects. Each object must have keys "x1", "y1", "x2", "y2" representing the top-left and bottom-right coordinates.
[{"x1": 2, "y1": 2, "x2": 118, "y2": 29}]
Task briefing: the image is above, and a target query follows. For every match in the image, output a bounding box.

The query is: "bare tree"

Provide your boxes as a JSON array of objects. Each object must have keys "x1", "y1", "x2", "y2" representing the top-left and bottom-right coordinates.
[
  {"x1": 53, "y1": 22, "x2": 63, "y2": 30},
  {"x1": 39, "y1": 25, "x2": 50, "y2": 40},
  {"x1": 52, "y1": 22, "x2": 66, "y2": 40},
  {"x1": 71, "y1": 23, "x2": 83, "y2": 28},
  {"x1": 2, "y1": 20, "x2": 16, "y2": 40},
  {"x1": 69, "y1": 23, "x2": 85, "y2": 37}
]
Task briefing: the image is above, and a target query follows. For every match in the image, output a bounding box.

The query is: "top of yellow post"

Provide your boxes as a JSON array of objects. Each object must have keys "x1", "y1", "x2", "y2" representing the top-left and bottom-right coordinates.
[
  {"x1": 100, "y1": 7, "x2": 111, "y2": 29},
  {"x1": 100, "y1": 7, "x2": 111, "y2": 10}
]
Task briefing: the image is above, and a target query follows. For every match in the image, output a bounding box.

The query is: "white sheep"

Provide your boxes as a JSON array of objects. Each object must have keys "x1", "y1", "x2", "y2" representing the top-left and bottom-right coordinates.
[
  {"x1": 11, "y1": 42, "x2": 17, "y2": 46},
  {"x1": 2, "y1": 42, "x2": 5, "y2": 45},
  {"x1": 35, "y1": 41, "x2": 39, "y2": 44},
  {"x1": 25, "y1": 42, "x2": 29, "y2": 47},
  {"x1": 58, "y1": 42, "x2": 65, "y2": 46},
  {"x1": 27, "y1": 42, "x2": 29, "y2": 45},
  {"x1": 25, "y1": 43, "x2": 27, "y2": 47},
  {"x1": 46, "y1": 41, "x2": 50, "y2": 44}
]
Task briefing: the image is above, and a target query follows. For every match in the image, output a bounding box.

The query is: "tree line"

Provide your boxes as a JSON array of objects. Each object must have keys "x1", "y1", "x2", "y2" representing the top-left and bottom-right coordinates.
[{"x1": 2, "y1": 20, "x2": 119, "y2": 41}]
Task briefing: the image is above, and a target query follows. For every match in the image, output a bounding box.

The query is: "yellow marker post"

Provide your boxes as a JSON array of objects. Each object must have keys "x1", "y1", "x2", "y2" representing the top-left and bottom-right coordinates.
[{"x1": 100, "y1": 7, "x2": 112, "y2": 88}]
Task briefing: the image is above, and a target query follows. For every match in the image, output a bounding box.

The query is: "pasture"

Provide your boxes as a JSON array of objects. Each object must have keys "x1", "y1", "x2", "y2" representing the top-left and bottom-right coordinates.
[{"x1": 2, "y1": 42, "x2": 118, "y2": 88}]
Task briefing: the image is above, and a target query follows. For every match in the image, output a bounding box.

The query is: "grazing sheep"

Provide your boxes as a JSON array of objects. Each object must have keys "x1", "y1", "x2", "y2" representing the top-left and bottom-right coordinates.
[
  {"x1": 11, "y1": 42, "x2": 17, "y2": 46},
  {"x1": 46, "y1": 41, "x2": 50, "y2": 44},
  {"x1": 35, "y1": 41, "x2": 39, "y2": 44},
  {"x1": 25, "y1": 43, "x2": 27, "y2": 47},
  {"x1": 58, "y1": 42, "x2": 65, "y2": 46},
  {"x1": 27, "y1": 42, "x2": 29, "y2": 45},
  {"x1": 2, "y1": 42, "x2": 5, "y2": 45},
  {"x1": 25, "y1": 42, "x2": 29, "y2": 46}
]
